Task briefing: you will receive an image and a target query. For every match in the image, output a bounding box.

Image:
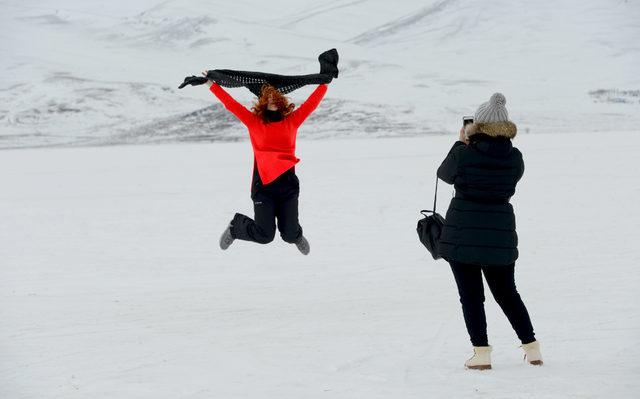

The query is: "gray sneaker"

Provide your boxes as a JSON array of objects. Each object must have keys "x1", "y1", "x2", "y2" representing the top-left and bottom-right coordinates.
[
  {"x1": 295, "y1": 235, "x2": 310, "y2": 255},
  {"x1": 219, "y1": 225, "x2": 235, "y2": 250}
]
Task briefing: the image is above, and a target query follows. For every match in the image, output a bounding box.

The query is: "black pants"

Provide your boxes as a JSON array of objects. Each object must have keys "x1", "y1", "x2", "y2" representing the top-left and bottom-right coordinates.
[
  {"x1": 450, "y1": 262, "x2": 536, "y2": 346},
  {"x1": 230, "y1": 168, "x2": 302, "y2": 244}
]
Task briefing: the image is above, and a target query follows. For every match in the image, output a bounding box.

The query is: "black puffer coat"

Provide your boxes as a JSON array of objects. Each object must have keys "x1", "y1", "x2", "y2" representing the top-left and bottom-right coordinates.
[{"x1": 437, "y1": 121, "x2": 524, "y2": 266}]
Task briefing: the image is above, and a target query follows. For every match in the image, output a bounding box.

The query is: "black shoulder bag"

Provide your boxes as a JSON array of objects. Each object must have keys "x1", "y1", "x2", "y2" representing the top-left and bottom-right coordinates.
[{"x1": 417, "y1": 176, "x2": 446, "y2": 260}]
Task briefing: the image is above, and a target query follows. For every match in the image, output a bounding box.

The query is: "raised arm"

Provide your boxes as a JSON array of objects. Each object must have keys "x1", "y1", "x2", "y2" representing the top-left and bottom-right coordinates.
[
  {"x1": 437, "y1": 141, "x2": 466, "y2": 184},
  {"x1": 288, "y1": 84, "x2": 328, "y2": 127},
  {"x1": 209, "y1": 83, "x2": 255, "y2": 126}
]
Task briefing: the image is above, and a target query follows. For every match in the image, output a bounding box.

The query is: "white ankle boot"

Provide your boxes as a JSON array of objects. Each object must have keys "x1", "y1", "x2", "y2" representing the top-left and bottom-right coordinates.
[
  {"x1": 522, "y1": 341, "x2": 543, "y2": 365},
  {"x1": 465, "y1": 346, "x2": 492, "y2": 370}
]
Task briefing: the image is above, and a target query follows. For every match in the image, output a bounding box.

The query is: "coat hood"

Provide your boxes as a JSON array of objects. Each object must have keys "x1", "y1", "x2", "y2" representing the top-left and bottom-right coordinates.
[{"x1": 465, "y1": 121, "x2": 517, "y2": 140}]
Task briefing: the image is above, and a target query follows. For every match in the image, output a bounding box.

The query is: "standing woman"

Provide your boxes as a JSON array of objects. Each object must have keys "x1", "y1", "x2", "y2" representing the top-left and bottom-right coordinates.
[
  {"x1": 203, "y1": 73, "x2": 328, "y2": 255},
  {"x1": 437, "y1": 93, "x2": 542, "y2": 369}
]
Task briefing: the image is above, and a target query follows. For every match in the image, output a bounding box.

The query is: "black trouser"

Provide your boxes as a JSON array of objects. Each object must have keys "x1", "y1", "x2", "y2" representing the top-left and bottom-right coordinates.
[
  {"x1": 230, "y1": 168, "x2": 302, "y2": 244},
  {"x1": 450, "y1": 262, "x2": 536, "y2": 346}
]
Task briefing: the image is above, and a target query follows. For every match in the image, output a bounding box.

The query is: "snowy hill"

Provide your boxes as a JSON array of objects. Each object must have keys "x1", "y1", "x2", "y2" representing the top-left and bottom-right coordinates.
[{"x1": 1, "y1": 0, "x2": 639, "y2": 148}]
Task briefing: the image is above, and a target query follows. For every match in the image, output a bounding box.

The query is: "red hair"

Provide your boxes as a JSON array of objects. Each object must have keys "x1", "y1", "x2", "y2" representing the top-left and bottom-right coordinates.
[{"x1": 251, "y1": 84, "x2": 295, "y2": 121}]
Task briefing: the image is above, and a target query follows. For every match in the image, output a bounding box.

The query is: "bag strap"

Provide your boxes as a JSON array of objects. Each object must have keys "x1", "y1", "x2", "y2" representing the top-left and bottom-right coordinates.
[
  {"x1": 433, "y1": 175, "x2": 439, "y2": 213},
  {"x1": 420, "y1": 175, "x2": 440, "y2": 216}
]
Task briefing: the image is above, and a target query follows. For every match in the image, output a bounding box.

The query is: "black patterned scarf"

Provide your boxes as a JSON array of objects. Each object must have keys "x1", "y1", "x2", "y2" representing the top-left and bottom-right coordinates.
[{"x1": 178, "y1": 48, "x2": 339, "y2": 96}]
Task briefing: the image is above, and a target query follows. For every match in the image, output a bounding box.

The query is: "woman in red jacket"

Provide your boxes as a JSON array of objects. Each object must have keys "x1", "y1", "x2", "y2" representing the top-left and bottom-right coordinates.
[{"x1": 203, "y1": 72, "x2": 328, "y2": 255}]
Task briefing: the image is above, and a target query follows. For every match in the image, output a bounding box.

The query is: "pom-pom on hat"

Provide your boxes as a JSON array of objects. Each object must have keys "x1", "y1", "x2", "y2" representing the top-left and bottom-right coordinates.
[{"x1": 474, "y1": 93, "x2": 509, "y2": 123}]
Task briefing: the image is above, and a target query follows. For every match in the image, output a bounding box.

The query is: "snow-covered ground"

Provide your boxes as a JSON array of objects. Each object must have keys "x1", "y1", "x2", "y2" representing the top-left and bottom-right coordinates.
[
  {"x1": 1, "y1": 0, "x2": 639, "y2": 148},
  {"x1": 2, "y1": 0, "x2": 639, "y2": 397},
  {"x1": 1, "y1": 131, "x2": 639, "y2": 398}
]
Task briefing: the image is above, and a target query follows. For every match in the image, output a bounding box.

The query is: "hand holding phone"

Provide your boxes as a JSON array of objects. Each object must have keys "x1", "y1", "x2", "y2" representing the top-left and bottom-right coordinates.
[
  {"x1": 459, "y1": 127, "x2": 468, "y2": 143},
  {"x1": 460, "y1": 116, "x2": 473, "y2": 144}
]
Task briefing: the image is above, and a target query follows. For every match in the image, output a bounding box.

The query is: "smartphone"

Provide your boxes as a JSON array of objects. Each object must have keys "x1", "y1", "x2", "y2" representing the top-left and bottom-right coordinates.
[{"x1": 463, "y1": 116, "x2": 474, "y2": 127}]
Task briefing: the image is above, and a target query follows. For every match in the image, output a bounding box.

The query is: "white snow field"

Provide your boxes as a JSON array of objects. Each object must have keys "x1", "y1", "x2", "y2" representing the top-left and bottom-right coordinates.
[{"x1": 1, "y1": 131, "x2": 639, "y2": 398}]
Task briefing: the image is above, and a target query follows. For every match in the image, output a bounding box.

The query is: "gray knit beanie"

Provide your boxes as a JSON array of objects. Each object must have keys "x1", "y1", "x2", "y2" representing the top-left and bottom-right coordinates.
[{"x1": 474, "y1": 93, "x2": 509, "y2": 123}]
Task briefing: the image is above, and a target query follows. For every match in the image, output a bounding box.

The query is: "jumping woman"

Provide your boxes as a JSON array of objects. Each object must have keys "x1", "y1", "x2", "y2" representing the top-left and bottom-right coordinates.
[{"x1": 203, "y1": 73, "x2": 328, "y2": 255}]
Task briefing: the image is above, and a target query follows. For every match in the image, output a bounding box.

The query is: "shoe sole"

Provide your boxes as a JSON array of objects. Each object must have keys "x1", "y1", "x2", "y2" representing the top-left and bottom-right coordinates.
[
  {"x1": 295, "y1": 239, "x2": 310, "y2": 255},
  {"x1": 219, "y1": 229, "x2": 234, "y2": 250},
  {"x1": 465, "y1": 365, "x2": 491, "y2": 370},
  {"x1": 220, "y1": 238, "x2": 234, "y2": 250},
  {"x1": 529, "y1": 360, "x2": 543, "y2": 366}
]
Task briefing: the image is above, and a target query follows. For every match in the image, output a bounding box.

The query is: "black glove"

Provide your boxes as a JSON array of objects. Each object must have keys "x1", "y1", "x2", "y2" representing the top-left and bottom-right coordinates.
[
  {"x1": 178, "y1": 75, "x2": 208, "y2": 89},
  {"x1": 319, "y1": 48, "x2": 339, "y2": 78}
]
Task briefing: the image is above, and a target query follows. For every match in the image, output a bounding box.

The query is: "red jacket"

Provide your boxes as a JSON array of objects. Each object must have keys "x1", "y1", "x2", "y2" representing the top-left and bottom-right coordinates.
[{"x1": 210, "y1": 83, "x2": 328, "y2": 185}]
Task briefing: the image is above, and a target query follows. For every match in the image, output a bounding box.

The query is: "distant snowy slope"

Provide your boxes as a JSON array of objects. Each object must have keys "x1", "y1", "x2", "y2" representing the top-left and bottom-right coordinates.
[{"x1": 1, "y1": 0, "x2": 639, "y2": 148}]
